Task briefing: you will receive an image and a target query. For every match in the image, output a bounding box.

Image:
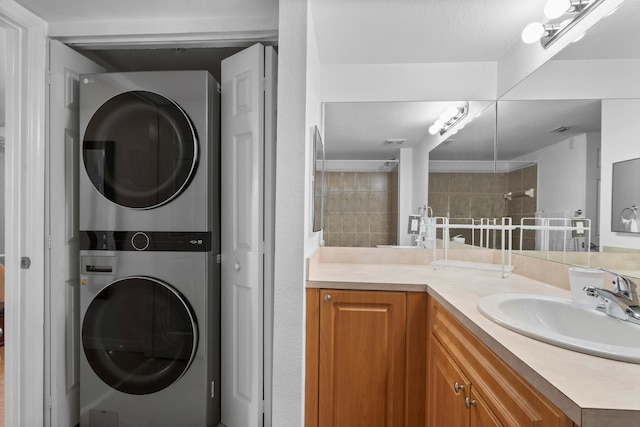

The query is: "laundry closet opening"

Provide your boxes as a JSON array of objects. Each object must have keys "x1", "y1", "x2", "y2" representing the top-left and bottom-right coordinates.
[{"x1": 49, "y1": 40, "x2": 278, "y2": 427}]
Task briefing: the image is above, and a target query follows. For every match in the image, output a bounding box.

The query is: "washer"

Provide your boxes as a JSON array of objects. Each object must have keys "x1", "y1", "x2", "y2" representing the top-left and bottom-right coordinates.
[
  {"x1": 79, "y1": 237, "x2": 220, "y2": 427},
  {"x1": 79, "y1": 71, "x2": 219, "y2": 234}
]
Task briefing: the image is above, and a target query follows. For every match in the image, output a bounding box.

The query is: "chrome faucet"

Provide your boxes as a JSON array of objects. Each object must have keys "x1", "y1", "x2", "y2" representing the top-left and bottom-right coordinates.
[
  {"x1": 583, "y1": 269, "x2": 640, "y2": 325},
  {"x1": 413, "y1": 205, "x2": 433, "y2": 248}
]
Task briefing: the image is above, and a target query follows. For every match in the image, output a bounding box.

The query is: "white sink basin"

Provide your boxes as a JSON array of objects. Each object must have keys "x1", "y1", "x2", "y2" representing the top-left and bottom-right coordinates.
[{"x1": 477, "y1": 293, "x2": 640, "y2": 363}]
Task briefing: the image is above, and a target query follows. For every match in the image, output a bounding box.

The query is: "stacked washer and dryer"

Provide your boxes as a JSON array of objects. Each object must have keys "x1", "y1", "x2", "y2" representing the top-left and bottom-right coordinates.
[{"x1": 78, "y1": 71, "x2": 221, "y2": 427}]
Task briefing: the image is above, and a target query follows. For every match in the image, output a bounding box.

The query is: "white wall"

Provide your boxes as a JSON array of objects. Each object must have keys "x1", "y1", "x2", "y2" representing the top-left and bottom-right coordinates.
[
  {"x1": 0, "y1": 28, "x2": 5, "y2": 128},
  {"x1": 586, "y1": 132, "x2": 601, "y2": 244},
  {"x1": 319, "y1": 62, "x2": 497, "y2": 103},
  {"x1": 502, "y1": 58, "x2": 640, "y2": 101},
  {"x1": 271, "y1": 1, "x2": 309, "y2": 426},
  {"x1": 516, "y1": 134, "x2": 589, "y2": 214},
  {"x1": 411, "y1": 141, "x2": 429, "y2": 215},
  {"x1": 496, "y1": 0, "x2": 625, "y2": 97},
  {"x1": 397, "y1": 148, "x2": 412, "y2": 246},
  {"x1": 600, "y1": 99, "x2": 640, "y2": 250}
]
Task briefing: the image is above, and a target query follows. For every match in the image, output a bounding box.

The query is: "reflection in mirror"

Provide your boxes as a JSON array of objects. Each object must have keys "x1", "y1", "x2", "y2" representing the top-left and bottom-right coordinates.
[
  {"x1": 322, "y1": 101, "x2": 494, "y2": 248},
  {"x1": 427, "y1": 98, "x2": 603, "y2": 267},
  {"x1": 611, "y1": 158, "x2": 640, "y2": 234},
  {"x1": 494, "y1": 0, "x2": 640, "y2": 272},
  {"x1": 313, "y1": 125, "x2": 325, "y2": 232},
  {"x1": 497, "y1": 99, "x2": 601, "y2": 255}
]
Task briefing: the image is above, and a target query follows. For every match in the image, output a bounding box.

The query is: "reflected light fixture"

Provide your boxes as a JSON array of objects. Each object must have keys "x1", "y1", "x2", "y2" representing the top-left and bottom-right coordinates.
[
  {"x1": 428, "y1": 102, "x2": 469, "y2": 136},
  {"x1": 521, "y1": 0, "x2": 606, "y2": 48}
]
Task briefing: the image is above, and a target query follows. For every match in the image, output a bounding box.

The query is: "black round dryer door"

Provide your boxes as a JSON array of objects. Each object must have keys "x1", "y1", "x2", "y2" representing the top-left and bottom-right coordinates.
[
  {"x1": 82, "y1": 90, "x2": 198, "y2": 209},
  {"x1": 82, "y1": 277, "x2": 198, "y2": 395}
]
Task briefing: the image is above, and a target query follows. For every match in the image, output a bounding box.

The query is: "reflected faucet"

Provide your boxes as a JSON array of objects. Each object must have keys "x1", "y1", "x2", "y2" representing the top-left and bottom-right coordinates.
[
  {"x1": 583, "y1": 269, "x2": 640, "y2": 325},
  {"x1": 414, "y1": 205, "x2": 433, "y2": 248}
]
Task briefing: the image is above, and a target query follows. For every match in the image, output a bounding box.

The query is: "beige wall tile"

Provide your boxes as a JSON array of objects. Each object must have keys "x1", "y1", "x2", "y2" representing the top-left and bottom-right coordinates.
[
  {"x1": 355, "y1": 193, "x2": 369, "y2": 212},
  {"x1": 342, "y1": 213, "x2": 357, "y2": 233},
  {"x1": 355, "y1": 214, "x2": 370, "y2": 233},
  {"x1": 370, "y1": 233, "x2": 392, "y2": 247},
  {"x1": 450, "y1": 174, "x2": 471, "y2": 193},
  {"x1": 342, "y1": 232, "x2": 356, "y2": 247},
  {"x1": 429, "y1": 194, "x2": 449, "y2": 217},
  {"x1": 357, "y1": 172, "x2": 371, "y2": 191},
  {"x1": 522, "y1": 165, "x2": 537, "y2": 189},
  {"x1": 429, "y1": 173, "x2": 450, "y2": 193},
  {"x1": 327, "y1": 193, "x2": 342, "y2": 213},
  {"x1": 355, "y1": 233, "x2": 370, "y2": 247},
  {"x1": 470, "y1": 195, "x2": 494, "y2": 218},
  {"x1": 327, "y1": 172, "x2": 342, "y2": 192},
  {"x1": 370, "y1": 213, "x2": 390, "y2": 233},
  {"x1": 369, "y1": 192, "x2": 389, "y2": 212},
  {"x1": 342, "y1": 172, "x2": 357, "y2": 191},
  {"x1": 450, "y1": 194, "x2": 471, "y2": 218},
  {"x1": 370, "y1": 173, "x2": 388, "y2": 191},
  {"x1": 342, "y1": 192, "x2": 356, "y2": 212}
]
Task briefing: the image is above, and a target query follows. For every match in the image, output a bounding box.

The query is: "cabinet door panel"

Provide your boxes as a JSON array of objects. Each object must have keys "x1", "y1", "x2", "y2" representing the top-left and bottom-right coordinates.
[
  {"x1": 429, "y1": 298, "x2": 572, "y2": 427},
  {"x1": 427, "y1": 338, "x2": 470, "y2": 427},
  {"x1": 470, "y1": 388, "x2": 503, "y2": 427},
  {"x1": 319, "y1": 290, "x2": 406, "y2": 427}
]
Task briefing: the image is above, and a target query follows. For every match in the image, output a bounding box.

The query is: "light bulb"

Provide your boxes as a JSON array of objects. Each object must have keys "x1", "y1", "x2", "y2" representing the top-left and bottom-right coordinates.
[
  {"x1": 434, "y1": 119, "x2": 444, "y2": 128},
  {"x1": 522, "y1": 22, "x2": 545, "y2": 44},
  {"x1": 428, "y1": 125, "x2": 438, "y2": 135},
  {"x1": 544, "y1": 0, "x2": 571, "y2": 19},
  {"x1": 573, "y1": 31, "x2": 586, "y2": 43}
]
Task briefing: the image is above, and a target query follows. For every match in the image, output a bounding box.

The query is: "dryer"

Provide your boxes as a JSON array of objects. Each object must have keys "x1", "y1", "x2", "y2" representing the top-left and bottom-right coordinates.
[
  {"x1": 79, "y1": 236, "x2": 220, "y2": 427},
  {"x1": 79, "y1": 71, "x2": 219, "y2": 235}
]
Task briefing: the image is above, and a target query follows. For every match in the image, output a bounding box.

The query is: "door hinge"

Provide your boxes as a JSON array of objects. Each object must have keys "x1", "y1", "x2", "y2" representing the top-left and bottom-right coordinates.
[
  {"x1": 45, "y1": 71, "x2": 52, "y2": 85},
  {"x1": 259, "y1": 400, "x2": 265, "y2": 414},
  {"x1": 47, "y1": 235, "x2": 52, "y2": 249},
  {"x1": 260, "y1": 77, "x2": 268, "y2": 92},
  {"x1": 217, "y1": 82, "x2": 221, "y2": 94},
  {"x1": 216, "y1": 254, "x2": 222, "y2": 264}
]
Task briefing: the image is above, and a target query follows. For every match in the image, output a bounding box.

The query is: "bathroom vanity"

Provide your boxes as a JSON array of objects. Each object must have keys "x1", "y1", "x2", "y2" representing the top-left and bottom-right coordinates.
[{"x1": 305, "y1": 247, "x2": 640, "y2": 427}]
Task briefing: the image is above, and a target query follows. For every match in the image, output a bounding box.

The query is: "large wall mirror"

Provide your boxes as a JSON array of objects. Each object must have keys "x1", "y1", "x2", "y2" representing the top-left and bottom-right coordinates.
[{"x1": 319, "y1": 0, "x2": 640, "y2": 272}]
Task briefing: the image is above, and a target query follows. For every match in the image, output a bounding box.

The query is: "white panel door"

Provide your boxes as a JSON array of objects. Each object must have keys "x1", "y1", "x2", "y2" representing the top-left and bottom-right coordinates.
[
  {"x1": 263, "y1": 45, "x2": 278, "y2": 427},
  {"x1": 46, "y1": 39, "x2": 104, "y2": 427},
  {"x1": 221, "y1": 43, "x2": 265, "y2": 427}
]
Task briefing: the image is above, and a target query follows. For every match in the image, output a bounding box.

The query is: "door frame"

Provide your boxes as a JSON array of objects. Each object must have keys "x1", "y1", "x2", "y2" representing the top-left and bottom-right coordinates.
[
  {"x1": 0, "y1": 2, "x2": 48, "y2": 427},
  {"x1": 0, "y1": 3, "x2": 277, "y2": 424}
]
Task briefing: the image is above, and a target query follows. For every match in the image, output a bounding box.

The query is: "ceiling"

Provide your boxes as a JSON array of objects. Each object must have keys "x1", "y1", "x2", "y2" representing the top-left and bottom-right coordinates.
[
  {"x1": 12, "y1": 0, "x2": 279, "y2": 24},
  {"x1": 321, "y1": 0, "x2": 640, "y2": 165},
  {"x1": 4, "y1": 0, "x2": 640, "y2": 155}
]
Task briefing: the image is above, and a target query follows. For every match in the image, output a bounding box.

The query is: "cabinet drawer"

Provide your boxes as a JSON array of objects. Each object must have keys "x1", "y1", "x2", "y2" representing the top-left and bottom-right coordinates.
[{"x1": 429, "y1": 298, "x2": 571, "y2": 427}]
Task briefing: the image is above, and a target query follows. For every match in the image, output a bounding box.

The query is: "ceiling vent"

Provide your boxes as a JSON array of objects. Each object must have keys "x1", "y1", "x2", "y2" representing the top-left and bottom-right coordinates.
[
  {"x1": 550, "y1": 126, "x2": 570, "y2": 133},
  {"x1": 384, "y1": 138, "x2": 406, "y2": 145}
]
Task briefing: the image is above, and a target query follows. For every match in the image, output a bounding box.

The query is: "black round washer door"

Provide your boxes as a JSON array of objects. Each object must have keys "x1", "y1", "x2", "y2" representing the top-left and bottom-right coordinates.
[
  {"x1": 82, "y1": 277, "x2": 198, "y2": 395},
  {"x1": 82, "y1": 90, "x2": 198, "y2": 209}
]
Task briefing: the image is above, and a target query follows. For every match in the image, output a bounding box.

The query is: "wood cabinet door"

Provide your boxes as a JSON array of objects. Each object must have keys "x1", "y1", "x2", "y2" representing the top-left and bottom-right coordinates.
[
  {"x1": 470, "y1": 388, "x2": 503, "y2": 427},
  {"x1": 427, "y1": 337, "x2": 470, "y2": 427},
  {"x1": 319, "y1": 290, "x2": 406, "y2": 427}
]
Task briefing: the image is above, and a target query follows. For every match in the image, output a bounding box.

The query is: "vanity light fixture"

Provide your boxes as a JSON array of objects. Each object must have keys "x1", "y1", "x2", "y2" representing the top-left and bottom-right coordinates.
[
  {"x1": 428, "y1": 102, "x2": 469, "y2": 136},
  {"x1": 521, "y1": 0, "x2": 606, "y2": 48}
]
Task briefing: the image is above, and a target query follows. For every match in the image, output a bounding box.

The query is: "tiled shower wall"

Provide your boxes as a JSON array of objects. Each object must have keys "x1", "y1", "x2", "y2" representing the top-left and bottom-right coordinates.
[
  {"x1": 324, "y1": 169, "x2": 398, "y2": 247},
  {"x1": 428, "y1": 165, "x2": 537, "y2": 248},
  {"x1": 506, "y1": 165, "x2": 538, "y2": 250}
]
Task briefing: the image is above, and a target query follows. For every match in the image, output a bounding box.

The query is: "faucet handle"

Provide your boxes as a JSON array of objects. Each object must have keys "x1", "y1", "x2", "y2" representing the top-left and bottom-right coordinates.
[{"x1": 597, "y1": 268, "x2": 639, "y2": 304}]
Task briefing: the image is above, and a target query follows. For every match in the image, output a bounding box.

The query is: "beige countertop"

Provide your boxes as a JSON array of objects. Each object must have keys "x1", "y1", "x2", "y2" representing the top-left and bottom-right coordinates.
[{"x1": 307, "y1": 247, "x2": 640, "y2": 427}]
